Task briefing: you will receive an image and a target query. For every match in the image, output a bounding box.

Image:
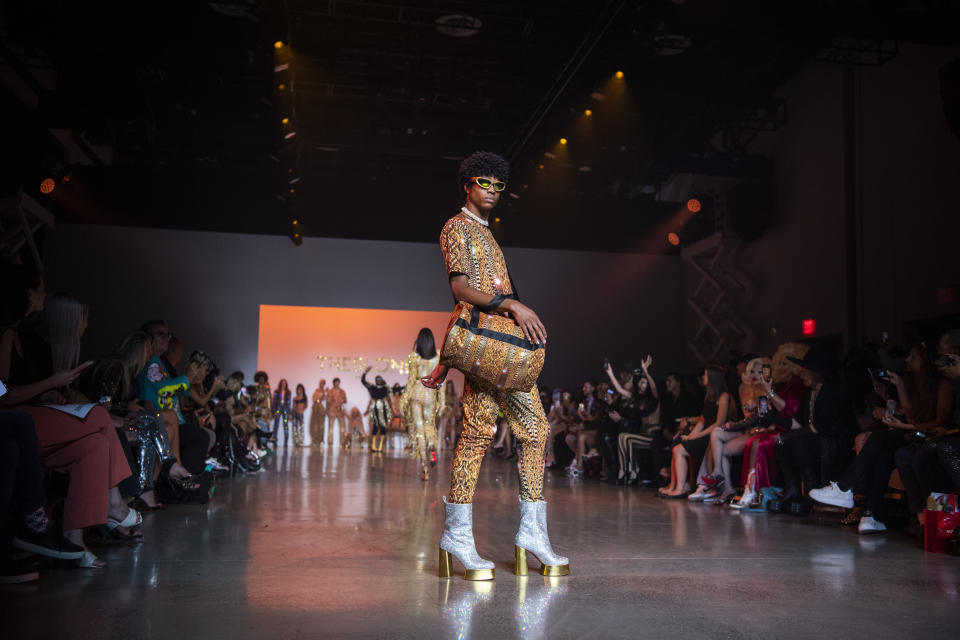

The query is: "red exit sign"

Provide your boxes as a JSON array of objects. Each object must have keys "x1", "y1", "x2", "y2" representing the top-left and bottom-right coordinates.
[{"x1": 802, "y1": 318, "x2": 817, "y2": 336}]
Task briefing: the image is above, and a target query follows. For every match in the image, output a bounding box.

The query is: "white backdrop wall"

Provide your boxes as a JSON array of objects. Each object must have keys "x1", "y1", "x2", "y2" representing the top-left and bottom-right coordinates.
[{"x1": 42, "y1": 224, "x2": 686, "y2": 387}]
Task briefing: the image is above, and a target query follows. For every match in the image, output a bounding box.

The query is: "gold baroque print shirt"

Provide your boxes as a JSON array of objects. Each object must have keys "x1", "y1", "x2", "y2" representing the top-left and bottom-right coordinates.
[{"x1": 439, "y1": 212, "x2": 513, "y2": 297}]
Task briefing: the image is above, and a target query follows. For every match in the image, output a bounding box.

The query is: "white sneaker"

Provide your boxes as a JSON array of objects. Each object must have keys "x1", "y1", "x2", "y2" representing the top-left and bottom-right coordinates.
[
  {"x1": 687, "y1": 486, "x2": 710, "y2": 502},
  {"x1": 857, "y1": 514, "x2": 887, "y2": 534},
  {"x1": 808, "y1": 481, "x2": 854, "y2": 509}
]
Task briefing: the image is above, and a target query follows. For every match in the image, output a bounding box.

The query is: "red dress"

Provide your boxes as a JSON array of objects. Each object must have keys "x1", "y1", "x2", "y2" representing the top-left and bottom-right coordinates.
[{"x1": 741, "y1": 376, "x2": 805, "y2": 489}]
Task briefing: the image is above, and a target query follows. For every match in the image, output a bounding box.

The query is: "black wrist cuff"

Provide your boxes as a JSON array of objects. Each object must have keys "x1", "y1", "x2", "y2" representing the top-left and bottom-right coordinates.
[{"x1": 479, "y1": 294, "x2": 507, "y2": 313}]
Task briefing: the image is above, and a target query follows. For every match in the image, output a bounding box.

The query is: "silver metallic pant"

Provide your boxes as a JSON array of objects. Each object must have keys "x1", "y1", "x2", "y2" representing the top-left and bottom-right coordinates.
[{"x1": 131, "y1": 412, "x2": 176, "y2": 493}]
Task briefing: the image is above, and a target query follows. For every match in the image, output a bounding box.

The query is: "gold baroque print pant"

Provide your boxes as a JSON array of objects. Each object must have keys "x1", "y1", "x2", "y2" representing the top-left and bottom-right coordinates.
[
  {"x1": 409, "y1": 398, "x2": 439, "y2": 471},
  {"x1": 448, "y1": 378, "x2": 548, "y2": 504}
]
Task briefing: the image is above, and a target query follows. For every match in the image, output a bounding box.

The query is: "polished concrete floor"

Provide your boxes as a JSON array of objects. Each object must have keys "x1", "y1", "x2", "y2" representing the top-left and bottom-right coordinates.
[{"x1": 4, "y1": 446, "x2": 959, "y2": 639}]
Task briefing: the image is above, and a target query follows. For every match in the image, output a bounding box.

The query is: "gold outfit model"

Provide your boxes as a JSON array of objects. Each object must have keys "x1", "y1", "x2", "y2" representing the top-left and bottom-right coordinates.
[
  {"x1": 439, "y1": 211, "x2": 550, "y2": 503},
  {"x1": 325, "y1": 385, "x2": 347, "y2": 447},
  {"x1": 309, "y1": 381, "x2": 327, "y2": 446},
  {"x1": 402, "y1": 351, "x2": 442, "y2": 479}
]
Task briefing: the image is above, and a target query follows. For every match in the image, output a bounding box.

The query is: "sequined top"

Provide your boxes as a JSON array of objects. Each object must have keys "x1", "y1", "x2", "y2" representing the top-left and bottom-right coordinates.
[{"x1": 439, "y1": 211, "x2": 513, "y2": 297}]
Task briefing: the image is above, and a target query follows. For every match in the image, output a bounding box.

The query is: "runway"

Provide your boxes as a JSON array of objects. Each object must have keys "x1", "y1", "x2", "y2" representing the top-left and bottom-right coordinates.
[{"x1": 5, "y1": 447, "x2": 958, "y2": 639}]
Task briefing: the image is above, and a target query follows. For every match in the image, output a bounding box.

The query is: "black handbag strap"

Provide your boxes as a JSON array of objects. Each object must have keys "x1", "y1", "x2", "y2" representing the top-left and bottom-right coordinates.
[{"x1": 460, "y1": 303, "x2": 542, "y2": 351}]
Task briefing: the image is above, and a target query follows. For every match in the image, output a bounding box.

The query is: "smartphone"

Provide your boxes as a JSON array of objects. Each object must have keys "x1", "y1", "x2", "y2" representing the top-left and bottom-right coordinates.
[
  {"x1": 914, "y1": 431, "x2": 927, "y2": 440},
  {"x1": 934, "y1": 354, "x2": 956, "y2": 368},
  {"x1": 761, "y1": 364, "x2": 772, "y2": 383},
  {"x1": 0, "y1": 379, "x2": 7, "y2": 398},
  {"x1": 886, "y1": 399, "x2": 897, "y2": 416},
  {"x1": 758, "y1": 395, "x2": 769, "y2": 417},
  {"x1": 876, "y1": 369, "x2": 888, "y2": 380}
]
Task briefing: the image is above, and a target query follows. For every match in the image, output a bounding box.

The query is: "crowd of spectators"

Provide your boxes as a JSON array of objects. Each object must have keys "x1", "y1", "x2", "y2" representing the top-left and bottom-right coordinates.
[
  {"x1": 0, "y1": 262, "x2": 267, "y2": 583},
  {"x1": 483, "y1": 329, "x2": 960, "y2": 541},
  {"x1": 4, "y1": 254, "x2": 958, "y2": 583}
]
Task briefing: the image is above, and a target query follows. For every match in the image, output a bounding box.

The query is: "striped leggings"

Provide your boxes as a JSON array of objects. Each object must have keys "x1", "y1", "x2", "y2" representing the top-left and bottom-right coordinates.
[{"x1": 617, "y1": 430, "x2": 660, "y2": 476}]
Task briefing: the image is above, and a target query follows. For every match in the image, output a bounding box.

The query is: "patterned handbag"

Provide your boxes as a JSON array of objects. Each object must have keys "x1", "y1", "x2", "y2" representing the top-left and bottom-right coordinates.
[{"x1": 439, "y1": 302, "x2": 545, "y2": 392}]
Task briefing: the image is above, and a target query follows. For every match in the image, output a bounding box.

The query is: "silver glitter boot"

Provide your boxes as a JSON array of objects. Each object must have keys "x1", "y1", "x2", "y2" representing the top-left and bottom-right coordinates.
[
  {"x1": 438, "y1": 497, "x2": 495, "y2": 581},
  {"x1": 514, "y1": 498, "x2": 569, "y2": 576}
]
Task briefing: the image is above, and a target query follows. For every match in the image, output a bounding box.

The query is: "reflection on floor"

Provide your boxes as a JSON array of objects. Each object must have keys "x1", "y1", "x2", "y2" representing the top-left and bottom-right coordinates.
[{"x1": 5, "y1": 447, "x2": 959, "y2": 639}]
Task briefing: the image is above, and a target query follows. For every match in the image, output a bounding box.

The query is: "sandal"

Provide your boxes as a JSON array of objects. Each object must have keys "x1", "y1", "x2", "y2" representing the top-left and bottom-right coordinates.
[
  {"x1": 106, "y1": 508, "x2": 142, "y2": 531},
  {"x1": 77, "y1": 550, "x2": 105, "y2": 569}
]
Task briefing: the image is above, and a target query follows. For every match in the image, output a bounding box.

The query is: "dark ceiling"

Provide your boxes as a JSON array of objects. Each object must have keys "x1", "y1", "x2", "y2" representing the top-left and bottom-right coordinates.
[{"x1": 2, "y1": 0, "x2": 959, "y2": 253}]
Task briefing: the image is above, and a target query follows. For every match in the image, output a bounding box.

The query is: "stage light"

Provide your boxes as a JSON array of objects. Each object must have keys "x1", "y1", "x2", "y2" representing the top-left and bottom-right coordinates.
[
  {"x1": 687, "y1": 198, "x2": 702, "y2": 213},
  {"x1": 667, "y1": 232, "x2": 680, "y2": 246},
  {"x1": 274, "y1": 40, "x2": 284, "y2": 49},
  {"x1": 289, "y1": 187, "x2": 296, "y2": 193},
  {"x1": 559, "y1": 138, "x2": 567, "y2": 145},
  {"x1": 802, "y1": 318, "x2": 817, "y2": 336},
  {"x1": 278, "y1": 83, "x2": 286, "y2": 91},
  {"x1": 40, "y1": 178, "x2": 55, "y2": 194},
  {"x1": 615, "y1": 70, "x2": 624, "y2": 79},
  {"x1": 494, "y1": 217, "x2": 500, "y2": 223},
  {"x1": 538, "y1": 164, "x2": 544, "y2": 169},
  {"x1": 281, "y1": 117, "x2": 289, "y2": 125},
  {"x1": 584, "y1": 109, "x2": 592, "y2": 117},
  {"x1": 290, "y1": 232, "x2": 302, "y2": 246},
  {"x1": 289, "y1": 177, "x2": 300, "y2": 185},
  {"x1": 284, "y1": 131, "x2": 296, "y2": 139}
]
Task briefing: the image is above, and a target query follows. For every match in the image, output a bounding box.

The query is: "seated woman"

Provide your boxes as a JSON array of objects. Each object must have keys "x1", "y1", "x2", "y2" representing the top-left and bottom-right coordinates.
[
  {"x1": 79, "y1": 330, "x2": 198, "y2": 511},
  {"x1": 567, "y1": 380, "x2": 601, "y2": 476},
  {"x1": 609, "y1": 358, "x2": 661, "y2": 484},
  {"x1": 814, "y1": 341, "x2": 952, "y2": 533},
  {"x1": 660, "y1": 366, "x2": 731, "y2": 498},
  {"x1": 892, "y1": 331, "x2": 958, "y2": 525},
  {"x1": 701, "y1": 357, "x2": 770, "y2": 503},
  {"x1": 0, "y1": 263, "x2": 138, "y2": 568}
]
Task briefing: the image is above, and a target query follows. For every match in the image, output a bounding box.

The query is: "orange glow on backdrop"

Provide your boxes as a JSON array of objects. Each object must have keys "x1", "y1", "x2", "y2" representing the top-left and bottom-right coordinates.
[{"x1": 257, "y1": 304, "x2": 462, "y2": 429}]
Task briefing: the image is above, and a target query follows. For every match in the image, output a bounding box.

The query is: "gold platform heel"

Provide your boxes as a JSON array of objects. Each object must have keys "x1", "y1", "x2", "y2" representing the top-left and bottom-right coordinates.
[
  {"x1": 439, "y1": 547, "x2": 452, "y2": 578},
  {"x1": 514, "y1": 499, "x2": 570, "y2": 577},
  {"x1": 438, "y1": 498, "x2": 495, "y2": 581},
  {"x1": 514, "y1": 545, "x2": 528, "y2": 576}
]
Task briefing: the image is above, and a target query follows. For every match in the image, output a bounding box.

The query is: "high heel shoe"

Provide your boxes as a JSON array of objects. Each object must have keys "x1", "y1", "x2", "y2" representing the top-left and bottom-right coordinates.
[
  {"x1": 514, "y1": 498, "x2": 569, "y2": 577},
  {"x1": 438, "y1": 497, "x2": 495, "y2": 581}
]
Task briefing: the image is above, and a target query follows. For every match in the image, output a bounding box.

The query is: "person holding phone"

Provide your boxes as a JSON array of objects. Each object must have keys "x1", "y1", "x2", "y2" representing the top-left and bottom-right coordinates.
[{"x1": 1, "y1": 262, "x2": 138, "y2": 568}]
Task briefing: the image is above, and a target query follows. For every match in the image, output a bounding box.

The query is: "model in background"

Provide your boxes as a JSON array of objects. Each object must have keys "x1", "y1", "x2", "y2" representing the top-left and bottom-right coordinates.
[
  {"x1": 309, "y1": 379, "x2": 328, "y2": 447},
  {"x1": 437, "y1": 380, "x2": 460, "y2": 451},
  {"x1": 424, "y1": 151, "x2": 568, "y2": 581},
  {"x1": 272, "y1": 379, "x2": 292, "y2": 447},
  {"x1": 346, "y1": 407, "x2": 366, "y2": 449},
  {"x1": 362, "y1": 367, "x2": 391, "y2": 453},
  {"x1": 326, "y1": 378, "x2": 347, "y2": 448},
  {"x1": 252, "y1": 371, "x2": 272, "y2": 446},
  {"x1": 402, "y1": 328, "x2": 442, "y2": 480},
  {"x1": 388, "y1": 383, "x2": 405, "y2": 450},
  {"x1": 291, "y1": 383, "x2": 308, "y2": 448}
]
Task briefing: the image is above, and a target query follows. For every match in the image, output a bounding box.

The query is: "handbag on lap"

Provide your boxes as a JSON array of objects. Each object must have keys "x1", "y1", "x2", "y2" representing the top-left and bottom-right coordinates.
[{"x1": 439, "y1": 301, "x2": 545, "y2": 392}]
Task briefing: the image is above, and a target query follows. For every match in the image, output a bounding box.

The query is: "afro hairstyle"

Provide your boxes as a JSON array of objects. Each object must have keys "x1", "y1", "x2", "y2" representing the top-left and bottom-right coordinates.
[{"x1": 458, "y1": 151, "x2": 509, "y2": 193}]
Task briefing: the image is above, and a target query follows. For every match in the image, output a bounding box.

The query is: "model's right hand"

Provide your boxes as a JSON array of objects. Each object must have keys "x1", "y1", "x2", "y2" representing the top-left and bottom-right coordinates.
[
  {"x1": 421, "y1": 364, "x2": 449, "y2": 389},
  {"x1": 503, "y1": 299, "x2": 547, "y2": 346}
]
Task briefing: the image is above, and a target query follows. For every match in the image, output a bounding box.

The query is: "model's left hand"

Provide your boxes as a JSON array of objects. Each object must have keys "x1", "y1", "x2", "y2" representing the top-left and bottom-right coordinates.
[{"x1": 421, "y1": 364, "x2": 449, "y2": 389}]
